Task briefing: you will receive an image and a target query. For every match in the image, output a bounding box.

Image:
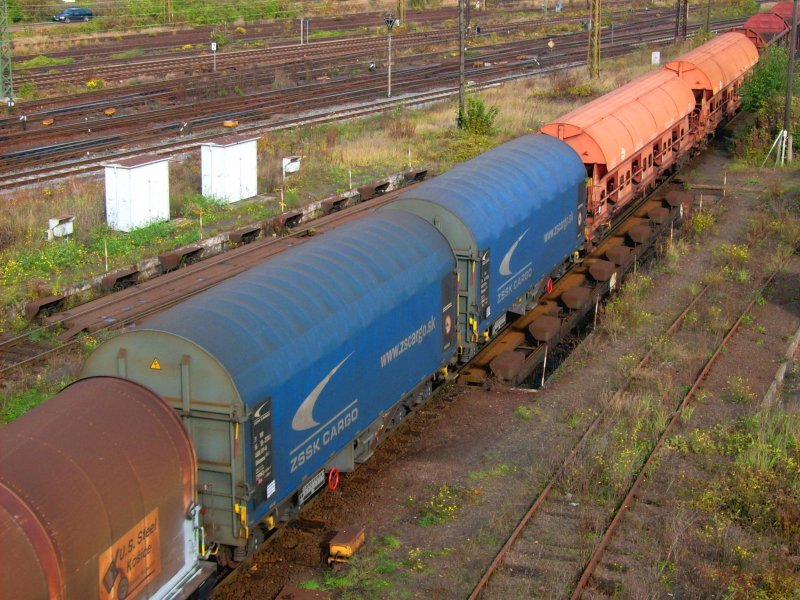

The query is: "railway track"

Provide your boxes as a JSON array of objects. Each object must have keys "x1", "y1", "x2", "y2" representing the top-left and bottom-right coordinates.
[
  {"x1": 0, "y1": 177, "x2": 423, "y2": 379},
  {"x1": 467, "y1": 224, "x2": 786, "y2": 598},
  {"x1": 11, "y1": 2, "x2": 659, "y2": 90},
  {"x1": 0, "y1": 18, "x2": 743, "y2": 189},
  {"x1": 11, "y1": 7, "x2": 462, "y2": 63},
  {"x1": 5, "y1": 5, "x2": 678, "y2": 123}
]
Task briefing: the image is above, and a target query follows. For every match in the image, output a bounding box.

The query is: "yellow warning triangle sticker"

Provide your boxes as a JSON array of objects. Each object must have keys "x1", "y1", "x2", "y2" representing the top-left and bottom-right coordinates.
[{"x1": 150, "y1": 358, "x2": 161, "y2": 370}]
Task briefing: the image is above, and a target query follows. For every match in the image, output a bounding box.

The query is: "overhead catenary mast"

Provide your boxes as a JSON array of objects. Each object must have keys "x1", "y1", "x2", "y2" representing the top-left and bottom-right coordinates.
[
  {"x1": 0, "y1": 0, "x2": 13, "y2": 106},
  {"x1": 588, "y1": 0, "x2": 600, "y2": 78},
  {"x1": 675, "y1": 0, "x2": 689, "y2": 41}
]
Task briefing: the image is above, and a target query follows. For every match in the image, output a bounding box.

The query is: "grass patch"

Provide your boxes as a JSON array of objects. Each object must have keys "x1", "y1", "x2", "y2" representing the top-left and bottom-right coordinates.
[
  {"x1": 468, "y1": 463, "x2": 515, "y2": 481},
  {"x1": 724, "y1": 375, "x2": 755, "y2": 404},
  {"x1": 0, "y1": 378, "x2": 70, "y2": 422},
  {"x1": 585, "y1": 392, "x2": 668, "y2": 501},
  {"x1": 380, "y1": 534, "x2": 401, "y2": 550},
  {"x1": 298, "y1": 532, "x2": 412, "y2": 594},
  {"x1": 110, "y1": 48, "x2": 146, "y2": 60},
  {"x1": 404, "y1": 546, "x2": 455, "y2": 572},
  {"x1": 16, "y1": 55, "x2": 74, "y2": 70},
  {"x1": 688, "y1": 406, "x2": 800, "y2": 596},
  {"x1": 514, "y1": 405, "x2": 534, "y2": 420},
  {"x1": 688, "y1": 208, "x2": 716, "y2": 239},
  {"x1": 702, "y1": 305, "x2": 730, "y2": 336},
  {"x1": 602, "y1": 274, "x2": 654, "y2": 340}
]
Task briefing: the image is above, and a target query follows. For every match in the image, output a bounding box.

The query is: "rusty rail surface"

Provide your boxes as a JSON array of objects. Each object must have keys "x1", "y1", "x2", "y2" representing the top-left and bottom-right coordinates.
[
  {"x1": 569, "y1": 268, "x2": 782, "y2": 598},
  {"x1": 462, "y1": 188, "x2": 692, "y2": 600},
  {"x1": 468, "y1": 243, "x2": 785, "y2": 598}
]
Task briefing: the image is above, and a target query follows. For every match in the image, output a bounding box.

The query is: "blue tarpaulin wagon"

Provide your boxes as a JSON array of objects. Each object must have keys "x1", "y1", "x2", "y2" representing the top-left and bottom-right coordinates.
[
  {"x1": 83, "y1": 211, "x2": 457, "y2": 555},
  {"x1": 384, "y1": 134, "x2": 586, "y2": 358}
]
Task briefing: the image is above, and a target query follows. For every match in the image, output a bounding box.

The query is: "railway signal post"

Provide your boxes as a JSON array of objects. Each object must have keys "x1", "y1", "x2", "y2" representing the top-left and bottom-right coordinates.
[{"x1": 385, "y1": 15, "x2": 396, "y2": 98}]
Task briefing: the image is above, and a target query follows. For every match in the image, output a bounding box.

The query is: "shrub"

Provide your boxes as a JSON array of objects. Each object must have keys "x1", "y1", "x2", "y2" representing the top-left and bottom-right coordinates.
[
  {"x1": 458, "y1": 96, "x2": 499, "y2": 136},
  {"x1": 741, "y1": 46, "x2": 789, "y2": 116},
  {"x1": 689, "y1": 209, "x2": 716, "y2": 239},
  {"x1": 16, "y1": 81, "x2": 38, "y2": 101}
]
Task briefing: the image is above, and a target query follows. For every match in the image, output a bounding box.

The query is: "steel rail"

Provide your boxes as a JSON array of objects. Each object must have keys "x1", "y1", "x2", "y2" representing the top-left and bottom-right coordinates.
[
  {"x1": 4, "y1": 9, "x2": 685, "y2": 124},
  {"x1": 569, "y1": 267, "x2": 783, "y2": 598},
  {"x1": 0, "y1": 185, "x2": 416, "y2": 378},
  {"x1": 11, "y1": 4, "x2": 668, "y2": 89},
  {"x1": 467, "y1": 278, "x2": 712, "y2": 599},
  {"x1": 0, "y1": 19, "x2": 741, "y2": 189}
]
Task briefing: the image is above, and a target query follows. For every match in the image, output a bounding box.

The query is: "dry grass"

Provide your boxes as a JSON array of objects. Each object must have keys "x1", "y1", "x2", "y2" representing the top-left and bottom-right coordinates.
[{"x1": 0, "y1": 179, "x2": 106, "y2": 251}]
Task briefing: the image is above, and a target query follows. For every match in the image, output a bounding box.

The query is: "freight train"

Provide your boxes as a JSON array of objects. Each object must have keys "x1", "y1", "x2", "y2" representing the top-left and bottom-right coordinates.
[{"x1": 0, "y1": 28, "x2": 767, "y2": 600}]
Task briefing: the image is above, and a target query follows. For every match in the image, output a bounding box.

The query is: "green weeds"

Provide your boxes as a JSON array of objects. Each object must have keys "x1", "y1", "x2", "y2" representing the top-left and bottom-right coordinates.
[
  {"x1": 565, "y1": 408, "x2": 594, "y2": 429},
  {"x1": 404, "y1": 546, "x2": 454, "y2": 572},
  {"x1": 457, "y1": 96, "x2": 499, "y2": 136},
  {"x1": 514, "y1": 405, "x2": 534, "y2": 420},
  {"x1": 702, "y1": 306, "x2": 729, "y2": 336},
  {"x1": 724, "y1": 375, "x2": 755, "y2": 404},
  {"x1": 468, "y1": 463, "x2": 515, "y2": 481},
  {"x1": 713, "y1": 243, "x2": 751, "y2": 283},
  {"x1": 1, "y1": 378, "x2": 71, "y2": 423},
  {"x1": 17, "y1": 55, "x2": 74, "y2": 70},
  {"x1": 110, "y1": 48, "x2": 145, "y2": 60},
  {"x1": 603, "y1": 274, "x2": 654, "y2": 340},
  {"x1": 586, "y1": 393, "x2": 666, "y2": 502},
  {"x1": 688, "y1": 209, "x2": 716, "y2": 239},
  {"x1": 417, "y1": 484, "x2": 467, "y2": 527},
  {"x1": 690, "y1": 407, "x2": 800, "y2": 597}
]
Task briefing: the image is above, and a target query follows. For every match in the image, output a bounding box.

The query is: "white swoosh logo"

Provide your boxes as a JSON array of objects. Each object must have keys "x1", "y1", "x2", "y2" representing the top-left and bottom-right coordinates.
[
  {"x1": 253, "y1": 402, "x2": 269, "y2": 420},
  {"x1": 291, "y1": 353, "x2": 353, "y2": 431},
  {"x1": 499, "y1": 229, "x2": 529, "y2": 277}
]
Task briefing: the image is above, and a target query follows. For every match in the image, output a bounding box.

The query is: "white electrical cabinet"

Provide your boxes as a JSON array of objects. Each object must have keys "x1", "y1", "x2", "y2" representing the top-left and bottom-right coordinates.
[
  {"x1": 104, "y1": 155, "x2": 171, "y2": 232},
  {"x1": 201, "y1": 134, "x2": 259, "y2": 203}
]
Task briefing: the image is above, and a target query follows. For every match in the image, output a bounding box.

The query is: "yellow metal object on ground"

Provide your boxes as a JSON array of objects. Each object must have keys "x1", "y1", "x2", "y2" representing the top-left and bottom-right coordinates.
[{"x1": 327, "y1": 528, "x2": 365, "y2": 565}]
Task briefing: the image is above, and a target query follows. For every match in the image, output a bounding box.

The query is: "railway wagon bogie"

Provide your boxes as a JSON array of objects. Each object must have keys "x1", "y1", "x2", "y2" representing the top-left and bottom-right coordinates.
[
  {"x1": 384, "y1": 135, "x2": 586, "y2": 361},
  {"x1": 83, "y1": 211, "x2": 458, "y2": 560}
]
